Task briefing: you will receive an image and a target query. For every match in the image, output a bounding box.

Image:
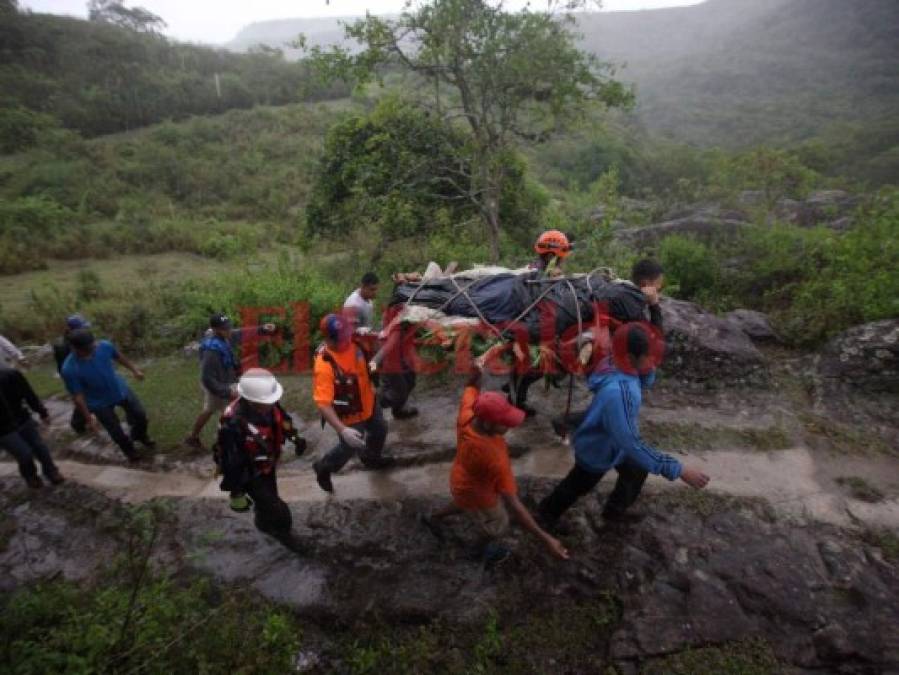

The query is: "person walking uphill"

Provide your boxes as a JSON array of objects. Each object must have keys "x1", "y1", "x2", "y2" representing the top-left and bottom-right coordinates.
[
  {"x1": 216, "y1": 368, "x2": 302, "y2": 541},
  {"x1": 423, "y1": 348, "x2": 569, "y2": 566},
  {"x1": 61, "y1": 329, "x2": 155, "y2": 462},
  {"x1": 53, "y1": 314, "x2": 92, "y2": 434},
  {"x1": 0, "y1": 367, "x2": 63, "y2": 488},
  {"x1": 312, "y1": 313, "x2": 394, "y2": 494},
  {"x1": 184, "y1": 313, "x2": 277, "y2": 450},
  {"x1": 538, "y1": 326, "x2": 710, "y2": 528}
]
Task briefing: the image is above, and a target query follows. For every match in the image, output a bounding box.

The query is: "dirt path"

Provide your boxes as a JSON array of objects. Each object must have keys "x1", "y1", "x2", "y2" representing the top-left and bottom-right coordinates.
[{"x1": 4, "y1": 443, "x2": 897, "y2": 531}]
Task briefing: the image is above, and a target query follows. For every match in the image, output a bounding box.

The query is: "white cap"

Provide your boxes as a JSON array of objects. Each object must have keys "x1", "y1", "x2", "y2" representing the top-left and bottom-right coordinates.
[{"x1": 236, "y1": 368, "x2": 283, "y2": 405}]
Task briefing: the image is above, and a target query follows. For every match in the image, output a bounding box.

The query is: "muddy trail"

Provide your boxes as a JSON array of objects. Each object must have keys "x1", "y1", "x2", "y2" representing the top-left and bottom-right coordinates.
[{"x1": 2, "y1": 373, "x2": 899, "y2": 672}]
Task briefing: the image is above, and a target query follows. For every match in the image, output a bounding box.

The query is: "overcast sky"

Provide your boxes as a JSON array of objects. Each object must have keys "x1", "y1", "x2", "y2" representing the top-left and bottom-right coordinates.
[{"x1": 20, "y1": 0, "x2": 705, "y2": 44}]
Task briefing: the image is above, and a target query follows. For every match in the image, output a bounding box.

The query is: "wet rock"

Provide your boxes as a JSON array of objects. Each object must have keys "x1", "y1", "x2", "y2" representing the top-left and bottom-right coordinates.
[
  {"x1": 775, "y1": 190, "x2": 861, "y2": 229},
  {"x1": 722, "y1": 308, "x2": 780, "y2": 343},
  {"x1": 614, "y1": 214, "x2": 749, "y2": 250},
  {"x1": 658, "y1": 297, "x2": 767, "y2": 386},
  {"x1": 816, "y1": 319, "x2": 899, "y2": 394}
]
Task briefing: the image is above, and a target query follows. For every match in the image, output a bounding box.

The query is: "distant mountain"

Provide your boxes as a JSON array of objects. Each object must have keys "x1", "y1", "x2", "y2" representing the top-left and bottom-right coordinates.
[{"x1": 226, "y1": 0, "x2": 899, "y2": 149}]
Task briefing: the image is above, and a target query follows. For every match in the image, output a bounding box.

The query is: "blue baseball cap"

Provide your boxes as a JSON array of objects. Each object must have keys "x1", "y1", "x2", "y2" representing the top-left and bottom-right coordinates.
[{"x1": 66, "y1": 314, "x2": 91, "y2": 330}]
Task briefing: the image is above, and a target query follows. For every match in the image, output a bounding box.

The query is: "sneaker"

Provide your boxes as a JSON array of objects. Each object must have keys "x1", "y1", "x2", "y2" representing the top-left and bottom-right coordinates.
[
  {"x1": 313, "y1": 461, "x2": 333, "y2": 493},
  {"x1": 26, "y1": 475, "x2": 44, "y2": 489},
  {"x1": 418, "y1": 513, "x2": 446, "y2": 542},
  {"x1": 392, "y1": 407, "x2": 419, "y2": 420},
  {"x1": 46, "y1": 472, "x2": 65, "y2": 486},
  {"x1": 229, "y1": 494, "x2": 252, "y2": 512},
  {"x1": 184, "y1": 435, "x2": 204, "y2": 450},
  {"x1": 482, "y1": 542, "x2": 512, "y2": 569}
]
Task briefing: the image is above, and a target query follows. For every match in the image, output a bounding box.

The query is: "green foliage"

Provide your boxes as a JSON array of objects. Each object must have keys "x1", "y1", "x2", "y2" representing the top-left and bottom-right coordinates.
[
  {"x1": 659, "y1": 235, "x2": 720, "y2": 303},
  {"x1": 306, "y1": 97, "x2": 545, "y2": 260},
  {"x1": 724, "y1": 189, "x2": 899, "y2": 344},
  {"x1": 308, "y1": 0, "x2": 633, "y2": 260},
  {"x1": 0, "y1": 5, "x2": 347, "y2": 146},
  {"x1": 0, "y1": 571, "x2": 301, "y2": 673},
  {"x1": 709, "y1": 147, "x2": 821, "y2": 207}
]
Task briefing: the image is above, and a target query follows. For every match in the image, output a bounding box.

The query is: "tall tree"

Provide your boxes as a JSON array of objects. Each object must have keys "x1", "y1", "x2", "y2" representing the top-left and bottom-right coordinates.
[
  {"x1": 306, "y1": 0, "x2": 633, "y2": 260},
  {"x1": 88, "y1": 0, "x2": 167, "y2": 34}
]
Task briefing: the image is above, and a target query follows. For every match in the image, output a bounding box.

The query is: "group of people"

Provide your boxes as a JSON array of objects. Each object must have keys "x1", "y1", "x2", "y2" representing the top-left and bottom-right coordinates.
[{"x1": 0, "y1": 230, "x2": 710, "y2": 566}]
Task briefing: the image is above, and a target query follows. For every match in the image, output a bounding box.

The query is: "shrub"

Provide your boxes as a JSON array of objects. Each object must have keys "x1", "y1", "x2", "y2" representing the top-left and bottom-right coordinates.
[{"x1": 659, "y1": 235, "x2": 720, "y2": 303}]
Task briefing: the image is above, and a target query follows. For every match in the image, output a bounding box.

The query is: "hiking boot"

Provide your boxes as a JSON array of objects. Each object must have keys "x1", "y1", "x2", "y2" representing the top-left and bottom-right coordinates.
[
  {"x1": 482, "y1": 542, "x2": 512, "y2": 569},
  {"x1": 183, "y1": 435, "x2": 204, "y2": 450},
  {"x1": 418, "y1": 513, "x2": 446, "y2": 542},
  {"x1": 313, "y1": 461, "x2": 333, "y2": 493},
  {"x1": 46, "y1": 471, "x2": 65, "y2": 486},
  {"x1": 392, "y1": 407, "x2": 419, "y2": 420},
  {"x1": 126, "y1": 450, "x2": 144, "y2": 464},
  {"x1": 274, "y1": 530, "x2": 306, "y2": 554},
  {"x1": 26, "y1": 475, "x2": 44, "y2": 489},
  {"x1": 229, "y1": 494, "x2": 252, "y2": 512}
]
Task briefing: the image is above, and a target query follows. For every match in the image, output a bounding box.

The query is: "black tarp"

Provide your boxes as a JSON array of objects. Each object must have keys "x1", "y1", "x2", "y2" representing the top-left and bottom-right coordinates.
[{"x1": 390, "y1": 272, "x2": 649, "y2": 339}]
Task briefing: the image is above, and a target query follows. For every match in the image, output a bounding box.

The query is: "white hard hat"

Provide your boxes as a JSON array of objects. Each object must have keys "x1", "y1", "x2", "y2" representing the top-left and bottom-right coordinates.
[{"x1": 237, "y1": 368, "x2": 284, "y2": 405}]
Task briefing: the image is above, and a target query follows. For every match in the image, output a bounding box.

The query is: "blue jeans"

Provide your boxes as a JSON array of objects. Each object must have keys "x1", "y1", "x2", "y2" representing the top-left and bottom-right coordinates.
[
  {"x1": 318, "y1": 402, "x2": 388, "y2": 473},
  {"x1": 0, "y1": 419, "x2": 59, "y2": 481},
  {"x1": 91, "y1": 388, "x2": 149, "y2": 458}
]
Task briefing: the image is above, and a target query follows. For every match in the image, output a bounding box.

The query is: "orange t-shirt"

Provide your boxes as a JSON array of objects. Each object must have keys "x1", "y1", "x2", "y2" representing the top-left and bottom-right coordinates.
[
  {"x1": 450, "y1": 386, "x2": 518, "y2": 510},
  {"x1": 312, "y1": 345, "x2": 375, "y2": 426}
]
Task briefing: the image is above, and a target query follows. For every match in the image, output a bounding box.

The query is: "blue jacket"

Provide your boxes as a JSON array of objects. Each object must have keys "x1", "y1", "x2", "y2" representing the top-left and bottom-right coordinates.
[{"x1": 572, "y1": 363, "x2": 682, "y2": 480}]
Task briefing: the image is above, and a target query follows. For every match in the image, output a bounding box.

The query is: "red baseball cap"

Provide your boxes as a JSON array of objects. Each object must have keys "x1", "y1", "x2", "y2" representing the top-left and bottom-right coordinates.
[{"x1": 473, "y1": 391, "x2": 526, "y2": 428}]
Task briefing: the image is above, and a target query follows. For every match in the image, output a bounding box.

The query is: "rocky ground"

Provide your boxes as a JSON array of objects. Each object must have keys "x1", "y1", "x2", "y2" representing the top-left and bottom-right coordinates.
[{"x1": 2, "y1": 314, "x2": 898, "y2": 673}]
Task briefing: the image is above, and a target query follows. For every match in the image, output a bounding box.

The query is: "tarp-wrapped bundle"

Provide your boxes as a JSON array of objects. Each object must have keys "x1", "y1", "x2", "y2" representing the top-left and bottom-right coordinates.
[{"x1": 388, "y1": 266, "x2": 650, "y2": 340}]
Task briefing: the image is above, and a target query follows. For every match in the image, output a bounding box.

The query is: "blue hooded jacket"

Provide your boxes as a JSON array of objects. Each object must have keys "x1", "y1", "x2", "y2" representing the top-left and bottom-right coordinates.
[{"x1": 572, "y1": 362, "x2": 682, "y2": 480}]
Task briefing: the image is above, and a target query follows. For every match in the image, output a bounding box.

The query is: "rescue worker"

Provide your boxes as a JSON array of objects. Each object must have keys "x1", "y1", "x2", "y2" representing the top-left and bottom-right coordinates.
[
  {"x1": 312, "y1": 313, "x2": 394, "y2": 493},
  {"x1": 505, "y1": 230, "x2": 574, "y2": 417},
  {"x1": 216, "y1": 368, "x2": 303, "y2": 540},
  {"x1": 529, "y1": 229, "x2": 572, "y2": 278}
]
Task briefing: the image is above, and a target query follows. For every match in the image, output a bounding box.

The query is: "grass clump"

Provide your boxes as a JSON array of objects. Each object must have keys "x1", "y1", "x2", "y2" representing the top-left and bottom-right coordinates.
[{"x1": 642, "y1": 638, "x2": 781, "y2": 675}]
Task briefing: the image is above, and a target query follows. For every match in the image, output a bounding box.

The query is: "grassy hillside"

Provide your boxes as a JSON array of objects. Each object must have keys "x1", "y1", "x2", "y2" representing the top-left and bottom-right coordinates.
[
  {"x1": 224, "y1": 0, "x2": 899, "y2": 162},
  {"x1": 0, "y1": 3, "x2": 347, "y2": 148}
]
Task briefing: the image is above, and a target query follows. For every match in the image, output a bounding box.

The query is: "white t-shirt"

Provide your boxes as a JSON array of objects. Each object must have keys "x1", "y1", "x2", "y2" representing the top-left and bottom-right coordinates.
[
  {"x1": 343, "y1": 289, "x2": 374, "y2": 329},
  {"x1": 0, "y1": 335, "x2": 24, "y2": 368}
]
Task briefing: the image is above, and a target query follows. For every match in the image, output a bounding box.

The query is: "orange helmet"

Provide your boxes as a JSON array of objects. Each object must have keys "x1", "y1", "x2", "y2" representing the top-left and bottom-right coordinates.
[{"x1": 534, "y1": 230, "x2": 571, "y2": 258}]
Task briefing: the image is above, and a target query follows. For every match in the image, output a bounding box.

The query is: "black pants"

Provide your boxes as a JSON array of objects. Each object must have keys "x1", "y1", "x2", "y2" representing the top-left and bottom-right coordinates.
[
  {"x1": 538, "y1": 460, "x2": 648, "y2": 522},
  {"x1": 70, "y1": 406, "x2": 87, "y2": 434},
  {"x1": 318, "y1": 403, "x2": 388, "y2": 474},
  {"x1": 0, "y1": 419, "x2": 59, "y2": 482},
  {"x1": 245, "y1": 470, "x2": 292, "y2": 535},
  {"x1": 91, "y1": 388, "x2": 148, "y2": 458},
  {"x1": 380, "y1": 371, "x2": 416, "y2": 414},
  {"x1": 510, "y1": 370, "x2": 541, "y2": 407}
]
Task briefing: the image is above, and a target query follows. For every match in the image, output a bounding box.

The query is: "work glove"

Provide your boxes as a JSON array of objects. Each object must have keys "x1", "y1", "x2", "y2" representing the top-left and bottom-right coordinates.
[{"x1": 339, "y1": 427, "x2": 367, "y2": 450}]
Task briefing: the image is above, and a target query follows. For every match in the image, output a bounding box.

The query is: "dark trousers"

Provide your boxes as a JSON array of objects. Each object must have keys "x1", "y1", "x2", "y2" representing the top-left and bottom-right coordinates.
[
  {"x1": 510, "y1": 371, "x2": 541, "y2": 407},
  {"x1": 245, "y1": 470, "x2": 292, "y2": 535},
  {"x1": 0, "y1": 419, "x2": 59, "y2": 481},
  {"x1": 539, "y1": 460, "x2": 648, "y2": 522},
  {"x1": 91, "y1": 388, "x2": 148, "y2": 458},
  {"x1": 380, "y1": 371, "x2": 416, "y2": 414},
  {"x1": 70, "y1": 406, "x2": 87, "y2": 434},
  {"x1": 319, "y1": 403, "x2": 388, "y2": 473}
]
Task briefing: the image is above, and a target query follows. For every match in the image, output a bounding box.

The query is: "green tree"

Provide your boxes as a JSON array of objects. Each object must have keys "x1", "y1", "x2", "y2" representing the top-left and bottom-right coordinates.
[
  {"x1": 306, "y1": 0, "x2": 633, "y2": 261},
  {"x1": 87, "y1": 0, "x2": 167, "y2": 34}
]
